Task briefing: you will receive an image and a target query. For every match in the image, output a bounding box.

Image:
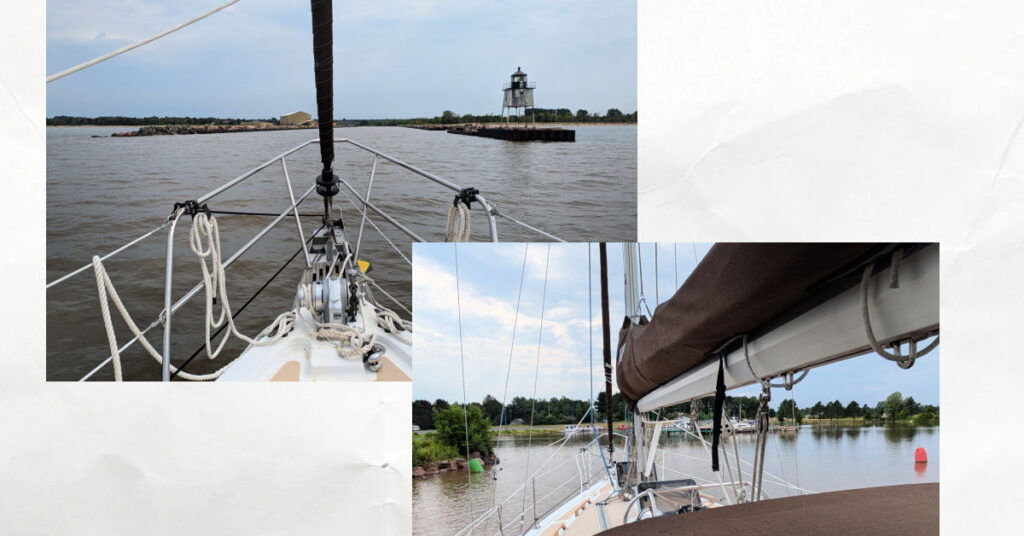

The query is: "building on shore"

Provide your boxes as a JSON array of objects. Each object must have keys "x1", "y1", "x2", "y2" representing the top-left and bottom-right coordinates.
[{"x1": 280, "y1": 110, "x2": 312, "y2": 125}]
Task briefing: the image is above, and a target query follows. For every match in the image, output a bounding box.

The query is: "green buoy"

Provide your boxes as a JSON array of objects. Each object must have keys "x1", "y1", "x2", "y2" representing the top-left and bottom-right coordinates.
[{"x1": 468, "y1": 457, "x2": 484, "y2": 473}]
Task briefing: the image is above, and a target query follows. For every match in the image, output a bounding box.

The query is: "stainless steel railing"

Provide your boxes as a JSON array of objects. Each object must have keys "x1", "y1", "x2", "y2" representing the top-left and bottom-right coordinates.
[{"x1": 47, "y1": 137, "x2": 561, "y2": 381}]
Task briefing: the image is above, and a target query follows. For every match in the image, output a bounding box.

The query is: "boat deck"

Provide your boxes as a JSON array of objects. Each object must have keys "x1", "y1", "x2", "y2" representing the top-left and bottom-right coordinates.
[
  {"x1": 597, "y1": 483, "x2": 939, "y2": 536},
  {"x1": 217, "y1": 307, "x2": 411, "y2": 382}
]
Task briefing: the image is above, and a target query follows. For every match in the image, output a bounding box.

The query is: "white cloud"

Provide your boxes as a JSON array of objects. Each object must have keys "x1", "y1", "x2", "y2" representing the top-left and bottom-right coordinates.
[{"x1": 412, "y1": 248, "x2": 604, "y2": 402}]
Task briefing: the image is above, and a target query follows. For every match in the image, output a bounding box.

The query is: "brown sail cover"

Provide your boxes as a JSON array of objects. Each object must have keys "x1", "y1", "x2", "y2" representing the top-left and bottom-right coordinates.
[
  {"x1": 599, "y1": 483, "x2": 938, "y2": 536},
  {"x1": 616, "y1": 243, "x2": 878, "y2": 403}
]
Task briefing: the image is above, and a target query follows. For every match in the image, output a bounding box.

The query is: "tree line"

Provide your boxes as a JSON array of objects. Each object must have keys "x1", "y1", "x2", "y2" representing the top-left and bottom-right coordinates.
[
  {"x1": 349, "y1": 108, "x2": 637, "y2": 126},
  {"x1": 413, "y1": 390, "x2": 938, "y2": 431},
  {"x1": 47, "y1": 116, "x2": 282, "y2": 126},
  {"x1": 48, "y1": 108, "x2": 637, "y2": 128}
]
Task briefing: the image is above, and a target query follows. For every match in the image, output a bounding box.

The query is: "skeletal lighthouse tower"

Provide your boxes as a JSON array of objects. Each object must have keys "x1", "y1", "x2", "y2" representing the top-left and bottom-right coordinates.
[{"x1": 501, "y1": 67, "x2": 535, "y2": 126}]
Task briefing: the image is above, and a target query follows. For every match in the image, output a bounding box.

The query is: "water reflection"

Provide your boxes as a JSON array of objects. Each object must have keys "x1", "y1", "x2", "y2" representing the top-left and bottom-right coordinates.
[
  {"x1": 414, "y1": 425, "x2": 939, "y2": 536},
  {"x1": 883, "y1": 424, "x2": 920, "y2": 443}
]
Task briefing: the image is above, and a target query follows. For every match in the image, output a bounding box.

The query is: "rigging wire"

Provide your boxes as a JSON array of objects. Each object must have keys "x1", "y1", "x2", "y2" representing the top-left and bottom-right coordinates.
[
  {"x1": 589, "y1": 244, "x2": 594, "y2": 425},
  {"x1": 792, "y1": 383, "x2": 802, "y2": 494},
  {"x1": 46, "y1": 0, "x2": 241, "y2": 83},
  {"x1": 498, "y1": 243, "x2": 529, "y2": 428},
  {"x1": 491, "y1": 244, "x2": 530, "y2": 512},
  {"x1": 654, "y1": 243, "x2": 659, "y2": 305},
  {"x1": 674, "y1": 243, "x2": 678, "y2": 290},
  {"x1": 453, "y1": 243, "x2": 475, "y2": 524},
  {"x1": 207, "y1": 209, "x2": 324, "y2": 217},
  {"x1": 520, "y1": 244, "x2": 552, "y2": 530}
]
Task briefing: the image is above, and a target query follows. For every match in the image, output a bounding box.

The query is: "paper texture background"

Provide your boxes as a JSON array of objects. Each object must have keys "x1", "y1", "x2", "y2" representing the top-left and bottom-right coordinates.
[
  {"x1": 639, "y1": 2, "x2": 1024, "y2": 533},
  {"x1": 3, "y1": 1, "x2": 1024, "y2": 534}
]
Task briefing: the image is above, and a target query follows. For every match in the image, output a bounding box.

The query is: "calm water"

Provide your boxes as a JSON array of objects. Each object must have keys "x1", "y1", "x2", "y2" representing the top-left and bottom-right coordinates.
[
  {"x1": 412, "y1": 425, "x2": 939, "y2": 535},
  {"x1": 46, "y1": 126, "x2": 636, "y2": 380}
]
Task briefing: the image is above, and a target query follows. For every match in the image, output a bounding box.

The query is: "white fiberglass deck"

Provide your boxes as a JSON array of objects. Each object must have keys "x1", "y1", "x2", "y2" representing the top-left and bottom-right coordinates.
[{"x1": 217, "y1": 306, "x2": 411, "y2": 382}]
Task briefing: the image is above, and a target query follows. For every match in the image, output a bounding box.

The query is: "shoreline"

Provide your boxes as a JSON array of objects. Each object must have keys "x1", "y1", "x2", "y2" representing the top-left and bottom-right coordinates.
[
  {"x1": 48, "y1": 122, "x2": 635, "y2": 128},
  {"x1": 109, "y1": 124, "x2": 317, "y2": 137}
]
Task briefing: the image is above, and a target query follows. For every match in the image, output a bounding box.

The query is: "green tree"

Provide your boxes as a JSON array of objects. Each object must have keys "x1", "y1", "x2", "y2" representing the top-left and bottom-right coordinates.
[
  {"x1": 844, "y1": 401, "x2": 861, "y2": 418},
  {"x1": 412, "y1": 399, "x2": 434, "y2": 430},
  {"x1": 434, "y1": 404, "x2": 493, "y2": 456},
  {"x1": 481, "y1": 395, "x2": 503, "y2": 425},
  {"x1": 914, "y1": 408, "x2": 939, "y2": 426},
  {"x1": 810, "y1": 402, "x2": 824, "y2": 418},
  {"x1": 441, "y1": 110, "x2": 458, "y2": 124},
  {"x1": 777, "y1": 398, "x2": 802, "y2": 424},
  {"x1": 884, "y1": 392, "x2": 903, "y2": 421}
]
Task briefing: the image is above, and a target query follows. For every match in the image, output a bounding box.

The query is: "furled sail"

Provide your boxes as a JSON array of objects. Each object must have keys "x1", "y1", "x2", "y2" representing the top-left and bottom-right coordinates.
[{"x1": 615, "y1": 243, "x2": 920, "y2": 403}]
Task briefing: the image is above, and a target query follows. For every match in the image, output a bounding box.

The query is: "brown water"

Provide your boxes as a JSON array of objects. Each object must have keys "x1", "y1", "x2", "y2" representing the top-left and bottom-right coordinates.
[
  {"x1": 412, "y1": 425, "x2": 939, "y2": 535},
  {"x1": 46, "y1": 126, "x2": 636, "y2": 380}
]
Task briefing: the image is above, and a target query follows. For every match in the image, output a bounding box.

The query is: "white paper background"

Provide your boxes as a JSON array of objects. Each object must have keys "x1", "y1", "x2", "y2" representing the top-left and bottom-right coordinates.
[
  {"x1": 640, "y1": 1, "x2": 1024, "y2": 534},
  {"x1": 5, "y1": 1, "x2": 1024, "y2": 534}
]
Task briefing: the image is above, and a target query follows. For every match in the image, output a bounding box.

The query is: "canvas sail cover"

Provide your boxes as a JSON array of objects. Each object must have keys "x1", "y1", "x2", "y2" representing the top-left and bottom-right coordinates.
[{"x1": 616, "y1": 243, "x2": 882, "y2": 403}]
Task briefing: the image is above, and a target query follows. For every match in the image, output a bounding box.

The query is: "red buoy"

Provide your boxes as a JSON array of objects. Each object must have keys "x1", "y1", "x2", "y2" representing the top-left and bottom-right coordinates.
[{"x1": 914, "y1": 447, "x2": 927, "y2": 463}]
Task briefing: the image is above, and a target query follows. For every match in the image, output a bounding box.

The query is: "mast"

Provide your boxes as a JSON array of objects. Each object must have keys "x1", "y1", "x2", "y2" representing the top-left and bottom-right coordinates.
[
  {"x1": 310, "y1": 0, "x2": 340, "y2": 229},
  {"x1": 622, "y1": 243, "x2": 641, "y2": 323},
  {"x1": 599, "y1": 243, "x2": 614, "y2": 456}
]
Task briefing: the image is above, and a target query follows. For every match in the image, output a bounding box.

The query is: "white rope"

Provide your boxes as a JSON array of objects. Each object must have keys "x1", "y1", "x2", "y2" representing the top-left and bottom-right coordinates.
[
  {"x1": 47, "y1": 0, "x2": 240, "y2": 83},
  {"x1": 445, "y1": 203, "x2": 471, "y2": 242},
  {"x1": 188, "y1": 212, "x2": 295, "y2": 359},
  {"x1": 317, "y1": 323, "x2": 375, "y2": 357},
  {"x1": 375, "y1": 308, "x2": 411, "y2": 346},
  {"x1": 91, "y1": 256, "x2": 229, "y2": 381}
]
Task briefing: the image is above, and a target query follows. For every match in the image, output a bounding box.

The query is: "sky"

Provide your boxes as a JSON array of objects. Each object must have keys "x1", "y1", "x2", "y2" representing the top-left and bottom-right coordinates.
[
  {"x1": 45, "y1": 0, "x2": 637, "y2": 118},
  {"x1": 412, "y1": 243, "x2": 940, "y2": 409}
]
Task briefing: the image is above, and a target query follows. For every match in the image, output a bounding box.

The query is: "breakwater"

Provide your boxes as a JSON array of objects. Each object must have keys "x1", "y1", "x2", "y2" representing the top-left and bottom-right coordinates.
[
  {"x1": 111, "y1": 124, "x2": 317, "y2": 137},
  {"x1": 408, "y1": 123, "x2": 575, "y2": 142}
]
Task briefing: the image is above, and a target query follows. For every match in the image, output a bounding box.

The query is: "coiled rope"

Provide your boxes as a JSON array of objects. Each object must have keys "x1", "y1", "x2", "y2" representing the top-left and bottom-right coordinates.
[
  {"x1": 92, "y1": 256, "x2": 231, "y2": 381},
  {"x1": 445, "y1": 202, "x2": 471, "y2": 242},
  {"x1": 90, "y1": 212, "x2": 301, "y2": 381},
  {"x1": 189, "y1": 212, "x2": 296, "y2": 358}
]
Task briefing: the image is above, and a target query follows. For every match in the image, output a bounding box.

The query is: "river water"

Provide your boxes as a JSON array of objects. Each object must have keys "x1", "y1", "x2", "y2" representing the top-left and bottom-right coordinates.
[
  {"x1": 412, "y1": 425, "x2": 939, "y2": 535},
  {"x1": 46, "y1": 125, "x2": 636, "y2": 380}
]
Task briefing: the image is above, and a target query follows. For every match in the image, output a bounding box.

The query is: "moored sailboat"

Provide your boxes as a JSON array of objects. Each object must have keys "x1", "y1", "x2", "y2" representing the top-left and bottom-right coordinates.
[{"x1": 450, "y1": 242, "x2": 939, "y2": 535}]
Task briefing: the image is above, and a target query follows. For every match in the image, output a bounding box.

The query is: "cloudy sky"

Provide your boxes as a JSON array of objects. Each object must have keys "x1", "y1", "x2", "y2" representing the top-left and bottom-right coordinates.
[
  {"x1": 412, "y1": 242, "x2": 940, "y2": 408},
  {"x1": 46, "y1": 0, "x2": 637, "y2": 118}
]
